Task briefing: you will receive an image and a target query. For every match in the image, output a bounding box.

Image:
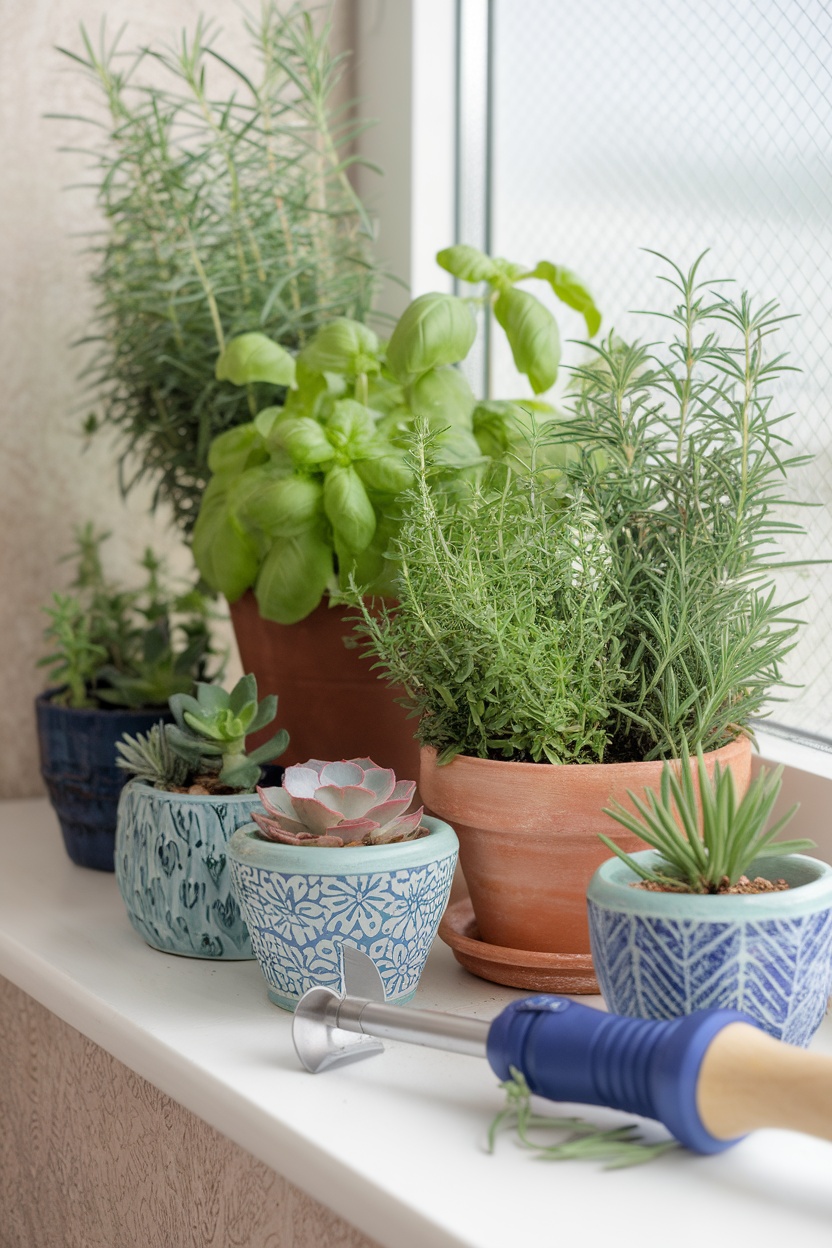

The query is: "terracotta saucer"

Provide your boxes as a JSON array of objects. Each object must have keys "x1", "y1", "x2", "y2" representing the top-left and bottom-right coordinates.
[{"x1": 438, "y1": 899, "x2": 600, "y2": 995}]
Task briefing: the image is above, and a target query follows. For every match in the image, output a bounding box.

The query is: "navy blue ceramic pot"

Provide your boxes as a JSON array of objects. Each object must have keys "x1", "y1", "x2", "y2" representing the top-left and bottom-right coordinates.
[{"x1": 35, "y1": 691, "x2": 171, "y2": 872}]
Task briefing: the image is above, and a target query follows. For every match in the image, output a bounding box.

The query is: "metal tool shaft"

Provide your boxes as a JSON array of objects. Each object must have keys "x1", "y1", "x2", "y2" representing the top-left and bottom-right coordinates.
[{"x1": 328, "y1": 994, "x2": 490, "y2": 1057}]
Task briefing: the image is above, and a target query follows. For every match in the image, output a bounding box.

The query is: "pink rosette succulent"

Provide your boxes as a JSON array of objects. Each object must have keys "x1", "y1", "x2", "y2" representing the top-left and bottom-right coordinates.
[{"x1": 252, "y1": 757, "x2": 426, "y2": 847}]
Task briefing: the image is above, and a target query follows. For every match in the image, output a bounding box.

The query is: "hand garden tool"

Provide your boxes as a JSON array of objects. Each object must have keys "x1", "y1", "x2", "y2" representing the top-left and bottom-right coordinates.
[{"x1": 293, "y1": 944, "x2": 832, "y2": 1155}]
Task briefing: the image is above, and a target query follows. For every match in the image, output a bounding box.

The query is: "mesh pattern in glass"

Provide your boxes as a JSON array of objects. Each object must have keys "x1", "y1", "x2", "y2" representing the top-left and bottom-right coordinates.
[{"x1": 479, "y1": 0, "x2": 832, "y2": 740}]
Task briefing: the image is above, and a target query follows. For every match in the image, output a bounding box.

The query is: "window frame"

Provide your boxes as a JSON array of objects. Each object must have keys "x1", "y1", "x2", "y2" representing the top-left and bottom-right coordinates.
[{"x1": 351, "y1": 0, "x2": 832, "y2": 836}]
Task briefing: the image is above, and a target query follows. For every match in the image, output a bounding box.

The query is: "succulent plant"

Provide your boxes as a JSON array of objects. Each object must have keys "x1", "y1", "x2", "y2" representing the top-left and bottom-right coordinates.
[
  {"x1": 166, "y1": 674, "x2": 289, "y2": 791},
  {"x1": 600, "y1": 746, "x2": 813, "y2": 894},
  {"x1": 252, "y1": 758, "x2": 425, "y2": 847},
  {"x1": 116, "y1": 722, "x2": 189, "y2": 789}
]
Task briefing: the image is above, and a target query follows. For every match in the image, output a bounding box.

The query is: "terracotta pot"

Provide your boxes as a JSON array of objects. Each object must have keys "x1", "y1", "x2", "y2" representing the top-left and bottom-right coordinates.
[
  {"x1": 421, "y1": 736, "x2": 752, "y2": 959},
  {"x1": 228, "y1": 592, "x2": 420, "y2": 781}
]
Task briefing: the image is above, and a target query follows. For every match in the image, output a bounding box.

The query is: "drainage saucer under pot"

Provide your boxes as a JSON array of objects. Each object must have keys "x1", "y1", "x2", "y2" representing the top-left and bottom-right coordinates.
[{"x1": 438, "y1": 899, "x2": 599, "y2": 994}]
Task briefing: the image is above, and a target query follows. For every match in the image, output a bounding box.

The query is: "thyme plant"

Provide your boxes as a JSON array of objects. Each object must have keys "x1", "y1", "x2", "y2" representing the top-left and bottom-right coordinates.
[
  {"x1": 354, "y1": 430, "x2": 627, "y2": 765},
  {"x1": 59, "y1": 4, "x2": 377, "y2": 530}
]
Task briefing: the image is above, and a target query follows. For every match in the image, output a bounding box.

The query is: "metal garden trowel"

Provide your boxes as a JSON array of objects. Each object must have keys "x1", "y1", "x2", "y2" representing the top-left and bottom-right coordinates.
[{"x1": 293, "y1": 944, "x2": 832, "y2": 1156}]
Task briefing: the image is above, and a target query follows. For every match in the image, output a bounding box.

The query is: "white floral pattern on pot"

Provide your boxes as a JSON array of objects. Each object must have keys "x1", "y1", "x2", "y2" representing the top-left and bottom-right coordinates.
[{"x1": 229, "y1": 818, "x2": 458, "y2": 1009}]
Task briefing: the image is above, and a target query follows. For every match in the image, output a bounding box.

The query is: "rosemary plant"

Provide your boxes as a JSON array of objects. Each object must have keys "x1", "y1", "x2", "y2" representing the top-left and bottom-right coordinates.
[
  {"x1": 599, "y1": 746, "x2": 812, "y2": 894},
  {"x1": 556, "y1": 255, "x2": 808, "y2": 760},
  {"x1": 59, "y1": 3, "x2": 377, "y2": 530},
  {"x1": 487, "y1": 1069, "x2": 675, "y2": 1168}
]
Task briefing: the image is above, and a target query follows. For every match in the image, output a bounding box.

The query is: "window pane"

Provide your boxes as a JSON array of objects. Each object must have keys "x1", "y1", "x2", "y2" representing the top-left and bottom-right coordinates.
[{"x1": 480, "y1": 0, "x2": 832, "y2": 740}]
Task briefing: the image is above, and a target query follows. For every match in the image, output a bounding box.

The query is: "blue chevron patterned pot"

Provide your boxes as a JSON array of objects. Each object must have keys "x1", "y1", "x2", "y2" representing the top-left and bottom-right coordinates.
[
  {"x1": 228, "y1": 816, "x2": 458, "y2": 1010},
  {"x1": 587, "y1": 850, "x2": 832, "y2": 1046},
  {"x1": 115, "y1": 781, "x2": 259, "y2": 959}
]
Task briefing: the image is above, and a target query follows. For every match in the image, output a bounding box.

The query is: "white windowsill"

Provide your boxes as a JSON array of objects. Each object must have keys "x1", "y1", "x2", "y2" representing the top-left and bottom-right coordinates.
[
  {"x1": 755, "y1": 726, "x2": 832, "y2": 782},
  {"x1": 2, "y1": 799, "x2": 832, "y2": 1248}
]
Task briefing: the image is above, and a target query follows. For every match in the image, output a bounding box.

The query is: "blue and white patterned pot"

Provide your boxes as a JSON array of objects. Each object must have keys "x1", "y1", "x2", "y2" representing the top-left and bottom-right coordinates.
[
  {"x1": 587, "y1": 850, "x2": 832, "y2": 1046},
  {"x1": 228, "y1": 816, "x2": 459, "y2": 1010},
  {"x1": 115, "y1": 782, "x2": 259, "y2": 959}
]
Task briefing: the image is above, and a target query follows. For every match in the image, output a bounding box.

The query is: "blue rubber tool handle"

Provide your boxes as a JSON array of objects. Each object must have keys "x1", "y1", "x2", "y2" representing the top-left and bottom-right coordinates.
[{"x1": 487, "y1": 995, "x2": 754, "y2": 1153}]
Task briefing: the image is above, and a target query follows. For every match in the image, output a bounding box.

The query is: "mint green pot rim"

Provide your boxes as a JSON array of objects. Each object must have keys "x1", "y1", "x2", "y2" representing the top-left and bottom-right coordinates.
[
  {"x1": 228, "y1": 814, "x2": 458, "y2": 874},
  {"x1": 124, "y1": 780, "x2": 260, "y2": 806},
  {"x1": 587, "y1": 850, "x2": 832, "y2": 920}
]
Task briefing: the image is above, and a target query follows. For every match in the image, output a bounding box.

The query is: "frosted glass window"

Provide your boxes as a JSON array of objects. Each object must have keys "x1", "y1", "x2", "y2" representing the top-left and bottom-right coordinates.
[{"x1": 459, "y1": 0, "x2": 832, "y2": 743}]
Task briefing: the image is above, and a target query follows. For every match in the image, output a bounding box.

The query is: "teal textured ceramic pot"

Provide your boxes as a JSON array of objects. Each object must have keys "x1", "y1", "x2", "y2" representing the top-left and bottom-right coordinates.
[
  {"x1": 115, "y1": 781, "x2": 259, "y2": 959},
  {"x1": 228, "y1": 815, "x2": 459, "y2": 1010},
  {"x1": 587, "y1": 850, "x2": 832, "y2": 1046}
]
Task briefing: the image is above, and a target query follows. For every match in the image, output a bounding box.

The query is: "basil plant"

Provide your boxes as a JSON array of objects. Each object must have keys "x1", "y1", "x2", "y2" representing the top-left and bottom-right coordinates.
[{"x1": 192, "y1": 245, "x2": 601, "y2": 624}]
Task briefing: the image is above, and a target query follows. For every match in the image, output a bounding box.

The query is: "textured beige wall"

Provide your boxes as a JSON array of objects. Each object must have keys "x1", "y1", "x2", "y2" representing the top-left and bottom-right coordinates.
[
  {"x1": 0, "y1": 975, "x2": 381, "y2": 1248},
  {"x1": 0, "y1": 0, "x2": 355, "y2": 798}
]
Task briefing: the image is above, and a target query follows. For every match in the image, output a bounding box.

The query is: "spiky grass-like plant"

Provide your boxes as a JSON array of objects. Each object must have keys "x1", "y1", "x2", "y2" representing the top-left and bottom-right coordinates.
[
  {"x1": 58, "y1": 3, "x2": 377, "y2": 530},
  {"x1": 555, "y1": 255, "x2": 809, "y2": 761},
  {"x1": 599, "y1": 747, "x2": 812, "y2": 894}
]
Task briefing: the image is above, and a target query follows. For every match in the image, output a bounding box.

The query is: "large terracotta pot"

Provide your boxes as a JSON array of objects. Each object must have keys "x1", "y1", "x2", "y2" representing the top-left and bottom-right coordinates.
[
  {"x1": 422, "y1": 736, "x2": 752, "y2": 960},
  {"x1": 229, "y1": 592, "x2": 420, "y2": 781}
]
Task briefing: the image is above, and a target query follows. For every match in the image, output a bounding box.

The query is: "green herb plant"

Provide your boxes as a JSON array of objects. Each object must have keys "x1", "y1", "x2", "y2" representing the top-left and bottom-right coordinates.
[
  {"x1": 353, "y1": 426, "x2": 626, "y2": 764},
  {"x1": 59, "y1": 3, "x2": 378, "y2": 531},
  {"x1": 116, "y1": 674, "x2": 288, "y2": 792},
  {"x1": 354, "y1": 256, "x2": 811, "y2": 766},
  {"x1": 192, "y1": 245, "x2": 602, "y2": 623},
  {"x1": 599, "y1": 746, "x2": 813, "y2": 894},
  {"x1": 38, "y1": 526, "x2": 219, "y2": 710},
  {"x1": 487, "y1": 1069, "x2": 676, "y2": 1169},
  {"x1": 554, "y1": 253, "x2": 810, "y2": 761}
]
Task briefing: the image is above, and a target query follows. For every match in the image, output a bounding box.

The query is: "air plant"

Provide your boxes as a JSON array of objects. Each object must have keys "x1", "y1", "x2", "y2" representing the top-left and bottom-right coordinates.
[
  {"x1": 252, "y1": 758, "x2": 425, "y2": 846},
  {"x1": 599, "y1": 746, "x2": 813, "y2": 894}
]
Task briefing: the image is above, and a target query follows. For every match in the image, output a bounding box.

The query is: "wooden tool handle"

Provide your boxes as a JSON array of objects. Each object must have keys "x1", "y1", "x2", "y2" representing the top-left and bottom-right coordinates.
[{"x1": 697, "y1": 1022, "x2": 832, "y2": 1143}]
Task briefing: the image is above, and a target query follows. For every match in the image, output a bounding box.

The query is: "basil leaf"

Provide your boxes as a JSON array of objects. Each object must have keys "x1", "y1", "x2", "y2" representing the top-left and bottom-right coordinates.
[
  {"x1": 298, "y1": 318, "x2": 380, "y2": 377},
  {"x1": 207, "y1": 423, "x2": 268, "y2": 476},
  {"x1": 531, "y1": 262, "x2": 602, "y2": 337},
  {"x1": 255, "y1": 527, "x2": 334, "y2": 624},
  {"x1": 366, "y1": 373, "x2": 405, "y2": 415},
  {"x1": 253, "y1": 406, "x2": 287, "y2": 440},
  {"x1": 326, "y1": 399, "x2": 377, "y2": 456},
  {"x1": 276, "y1": 417, "x2": 335, "y2": 467},
  {"x1": 436, "y1": 244, "x2": 498, "y2": 283},
  {"x1": 386, "y1": 293, "x2": 477, "y2": 384},
  {"x1": 432, "y1": 426, "x2": 485, "y2": 468},
  {"x1": 491, "y1": 257, "x2": 527, "y2": 285},
  {"x1": 493, "y1": 287, "x2": 560, "y2": 394},
  {"x1": 323, "y1": 464, "x2": 377, "y2": 552},
  {"x1": 356, "y1": 452, "x2": 413, "y2": 494},
  {"x1": 192, "y1": 479, "x2": 261, "y2": 601},
  {"x1": 336, "y1": 504, "x2": 402, "y2": 596},
  {"x1": 406, "y1": 366, "x2": 476, "y2": 428},
  {"x1": 215, "y1": 332, "x2": 296, "y2": 387},
  {"x1": 241, "y1": 473, "x2": 324, "y2": 536}
]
